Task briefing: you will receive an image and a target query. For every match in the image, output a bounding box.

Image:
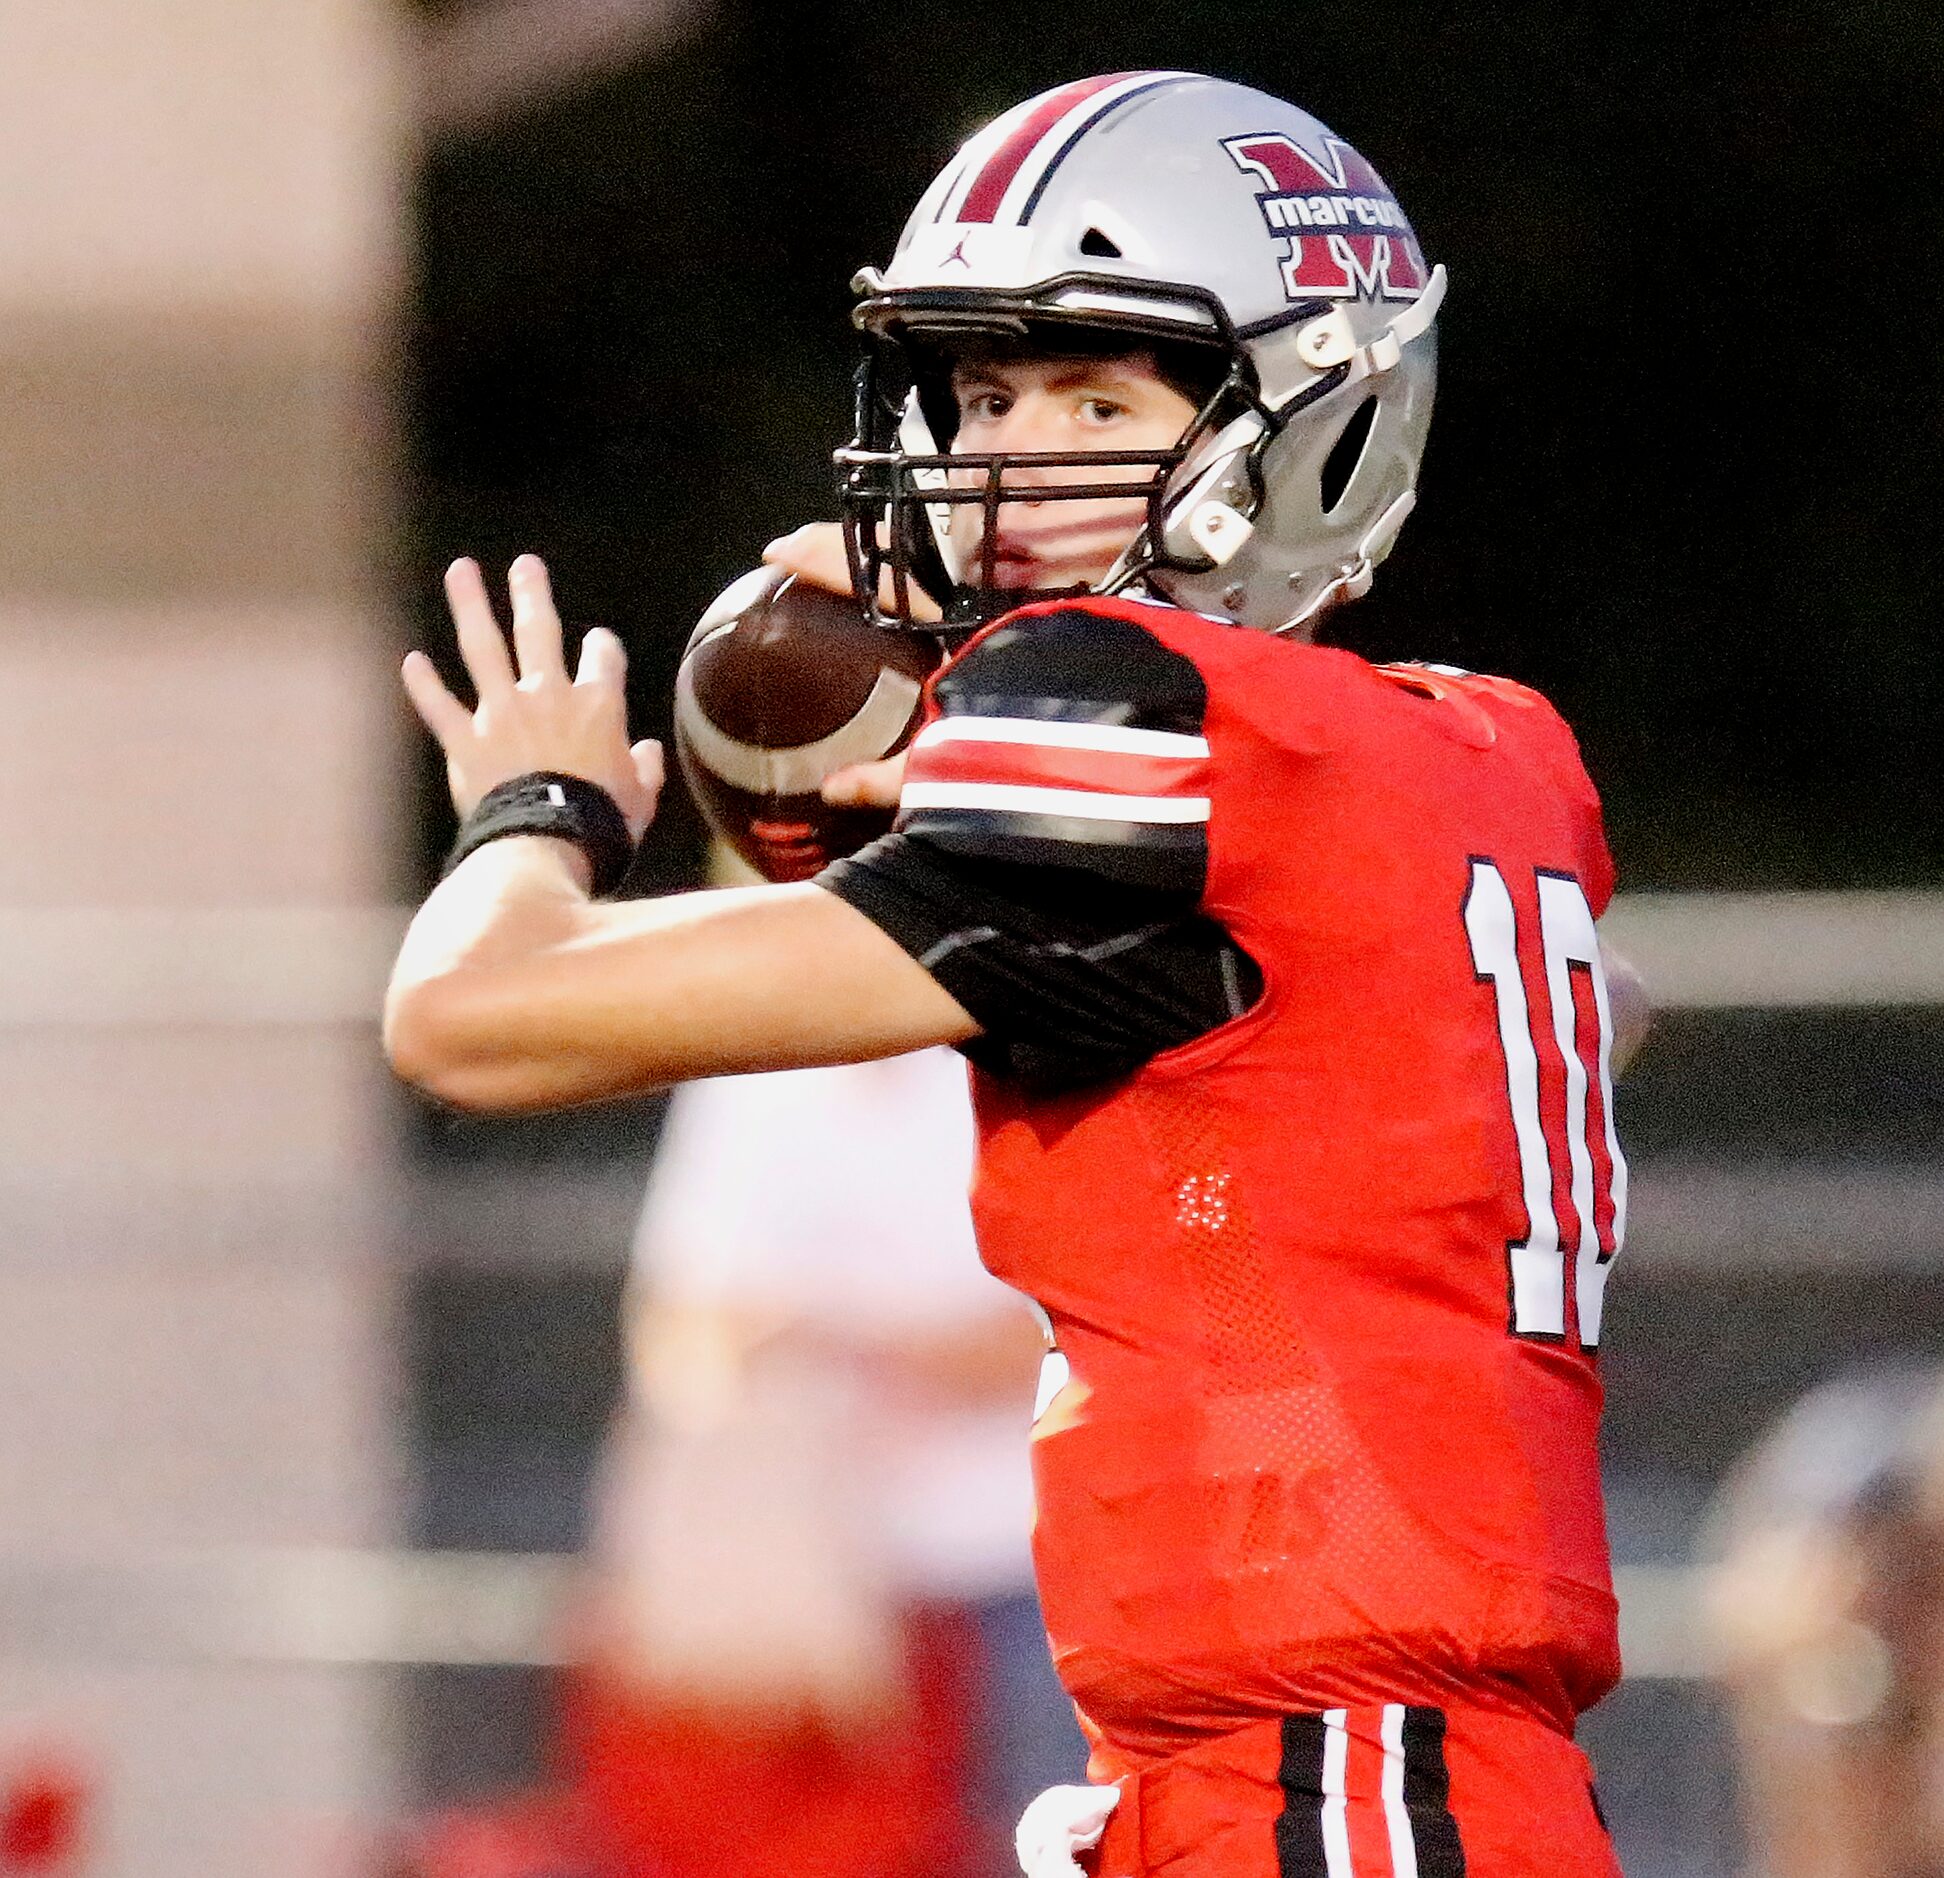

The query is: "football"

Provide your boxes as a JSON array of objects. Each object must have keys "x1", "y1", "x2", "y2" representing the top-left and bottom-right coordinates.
[{"x1": 673, "y1": 566, "x2": 943, "y2": 882}]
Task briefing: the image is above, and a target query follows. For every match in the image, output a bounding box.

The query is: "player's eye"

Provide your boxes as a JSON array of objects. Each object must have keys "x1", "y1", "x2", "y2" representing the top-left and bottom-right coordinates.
[
  {"x1": 1077, "y1": 395, "x2": 1128, "y2": 425},
  {"x1": 959, "y1": 389, "x2": 1010, "y2": 424}
]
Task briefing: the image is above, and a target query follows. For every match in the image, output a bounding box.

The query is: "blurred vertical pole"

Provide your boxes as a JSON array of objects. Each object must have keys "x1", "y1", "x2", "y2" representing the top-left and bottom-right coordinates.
[{"x1": 0, "y1": 2, "x2": 407, "y2": 1874}]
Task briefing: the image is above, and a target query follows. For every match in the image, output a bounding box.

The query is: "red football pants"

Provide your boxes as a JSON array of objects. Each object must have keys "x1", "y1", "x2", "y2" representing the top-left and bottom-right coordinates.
[{"x1": 1088, "y1": 1703, "x2": 1620, "y2": 1878}]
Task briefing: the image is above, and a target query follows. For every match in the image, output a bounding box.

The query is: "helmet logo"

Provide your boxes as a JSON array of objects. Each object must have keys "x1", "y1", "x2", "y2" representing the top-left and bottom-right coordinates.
[
  {"x1": 892, "y1": 221, "x2": 1037, "y2": 288},
  {"x1": 1222, "y1": 133, "x2": 1428, "y2": 304}
]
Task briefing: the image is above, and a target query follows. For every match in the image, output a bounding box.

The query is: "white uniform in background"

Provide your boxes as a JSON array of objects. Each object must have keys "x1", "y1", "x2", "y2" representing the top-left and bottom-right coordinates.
[{"x1": 593, "y1": 1048, "x2": 1044, "y2": 1719}]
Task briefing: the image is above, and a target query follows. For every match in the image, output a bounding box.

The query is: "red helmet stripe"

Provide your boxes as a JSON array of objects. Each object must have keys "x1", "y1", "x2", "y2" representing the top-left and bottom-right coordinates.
[{"x1": 955, "y1": 73, "x2": 1143, "y2": 223}]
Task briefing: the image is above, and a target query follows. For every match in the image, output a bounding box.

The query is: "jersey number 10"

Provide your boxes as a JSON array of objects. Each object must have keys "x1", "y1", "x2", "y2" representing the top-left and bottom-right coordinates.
[{"x1": 1462, "y1": 860, "x2": 1628, "y2": 1351}]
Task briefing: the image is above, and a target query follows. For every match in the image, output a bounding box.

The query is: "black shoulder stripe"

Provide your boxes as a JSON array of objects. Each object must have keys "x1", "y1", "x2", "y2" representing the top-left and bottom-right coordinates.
[
  {"x1": 897, "y1": 809, "x2": 1204, "y2": 892},
  {"x1": 904, "y1": 604, "x2": 1212, "y2": 896},
  {"x1": 936, "y1": 607, "x2": 1207, "y2": 736}
]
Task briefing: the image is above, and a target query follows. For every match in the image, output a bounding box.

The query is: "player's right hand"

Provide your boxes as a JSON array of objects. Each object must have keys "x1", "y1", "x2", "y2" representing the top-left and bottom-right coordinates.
[
  {"x1": 762, "y1": 522, "x2": 852, "y2": 596},
  {"x1": 818, "y1": 752, "x2": 906, "y2": 811},
  {"x1": 402, "y1": 554, "x2": 665, "y2": 838}
]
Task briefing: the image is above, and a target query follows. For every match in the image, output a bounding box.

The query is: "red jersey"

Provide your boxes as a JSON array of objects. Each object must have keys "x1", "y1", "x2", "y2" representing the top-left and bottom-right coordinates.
[{"x1": 885, "y1": 595, "x2": 1627, "y2": 1775}]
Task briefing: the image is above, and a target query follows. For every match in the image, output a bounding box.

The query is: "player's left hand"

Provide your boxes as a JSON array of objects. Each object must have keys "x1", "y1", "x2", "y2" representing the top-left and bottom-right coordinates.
[
  {"x1": 819, "y1": 751, "x2": 906, "y2": 810},
  {"x1": 403, "y1": 554, "x2": 665, "y2": 837},
  {"x1": 763, "y1": 520, "x2": 944, "y2": 624}
]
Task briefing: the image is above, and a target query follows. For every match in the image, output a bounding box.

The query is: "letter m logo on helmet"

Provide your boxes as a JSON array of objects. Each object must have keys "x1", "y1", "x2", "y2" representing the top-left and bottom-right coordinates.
[{"x1": 1222, "y1": 132, "x2": 1429, "y2": 302}]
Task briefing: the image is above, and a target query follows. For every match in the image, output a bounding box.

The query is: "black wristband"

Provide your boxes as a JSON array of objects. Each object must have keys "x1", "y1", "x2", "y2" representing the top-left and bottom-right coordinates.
[{"x1": 442, "y1": 772, "x2": 637, "y2": 895}]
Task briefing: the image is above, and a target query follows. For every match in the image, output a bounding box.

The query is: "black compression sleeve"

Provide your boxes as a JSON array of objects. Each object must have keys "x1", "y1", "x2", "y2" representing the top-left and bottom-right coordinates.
[{"x1": 820, "y1": 832, "x2": 1260, "y2": 1094}]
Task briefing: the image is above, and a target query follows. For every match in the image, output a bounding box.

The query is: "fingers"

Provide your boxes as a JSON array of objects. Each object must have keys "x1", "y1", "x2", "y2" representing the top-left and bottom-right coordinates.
[
  {"x1": 445, "y1": 557, "x2": 517, "y2": 701},
  {"x1": 508, "y1": 553, "x2": 567, "y2": 686},
  {"x1": 624, "y1": 740, "x2": 665, "y2": 841},
  {"x1": 400, "y1": 649, "x2": 473, "y2": 745},
  {"x1": 820, "y1": 752, "x2": 907, "y2": 809},
  {"x1": 763, "y1": 522, "x2": 855, "y2": 597},
  {"x1": 574, "y1": 624, "x2": 628, "y2": 690},
  {"x1": 872, "y1": 552, "x2": 944, "y2": 622},
  {"x1": 427, "y1": 556, "x2": 651, "y2": 832},
  {"x1": 762, "y1": 522, "x2": 946, "y2": 623}
]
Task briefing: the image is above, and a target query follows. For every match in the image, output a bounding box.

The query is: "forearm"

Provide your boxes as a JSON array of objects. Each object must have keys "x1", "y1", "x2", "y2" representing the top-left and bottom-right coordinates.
[
  {"x1": 386, "y1": 555, "x2": 979, "y2": 1110},
  {"x1": 391, "y1": 834, "x2": 592, "y2": 983},
  {"x1": 385, "y1": 837, "x2": 606, "y2": 1105},
  {"x1": 384, "y1": 844, "x2": 976, "y2": 1112}
]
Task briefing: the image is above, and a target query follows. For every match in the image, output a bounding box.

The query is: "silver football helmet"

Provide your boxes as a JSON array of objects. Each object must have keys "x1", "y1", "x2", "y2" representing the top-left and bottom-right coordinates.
[{"x1": 836, "y1": 71, "x2": 1445, "y2": 633}]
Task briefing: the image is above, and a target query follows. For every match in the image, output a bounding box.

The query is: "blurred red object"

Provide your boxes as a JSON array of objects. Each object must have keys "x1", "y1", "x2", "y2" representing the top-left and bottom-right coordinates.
[
  {"x1": 390, "y1": 1608, "x2": 986, "y2": 1878},
  {"x1": 397, "y1": 1793, "x2": 606, "y2": 1878},
  {"x1": 0, "y1": 1757, "x2": 88, "y2": 1872},
  {"x1": 561, "y1": 1605, "x2": 986, "y2": 1878}
]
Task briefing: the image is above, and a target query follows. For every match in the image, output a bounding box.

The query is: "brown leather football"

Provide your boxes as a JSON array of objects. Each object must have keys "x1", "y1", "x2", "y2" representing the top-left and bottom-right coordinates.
[{"x1": 673, "y1": 566, "x2": 944, "y2": 883}]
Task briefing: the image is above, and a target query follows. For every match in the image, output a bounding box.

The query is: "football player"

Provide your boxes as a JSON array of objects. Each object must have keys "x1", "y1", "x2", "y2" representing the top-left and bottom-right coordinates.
[
  {"x1": 388, "y1": 74, "x2": 1646, "y2": 1877},
  {"x1": 1708, "y1": 1372, "x2": 1944, "y2": 1878}
]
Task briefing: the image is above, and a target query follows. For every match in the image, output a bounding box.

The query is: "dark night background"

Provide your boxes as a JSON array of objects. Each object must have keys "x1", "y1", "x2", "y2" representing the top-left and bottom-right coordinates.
[
  {"x1": 401, "y1": 0, "x2": 1944, "y2": 897},
  {"x1": 390, "y1": 5, "x2": 1943, "y2": 1862}
]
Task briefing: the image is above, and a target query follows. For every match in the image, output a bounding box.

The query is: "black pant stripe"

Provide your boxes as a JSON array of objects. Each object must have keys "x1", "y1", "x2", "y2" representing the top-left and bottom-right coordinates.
[
  {"x1": 1274, "y1": 1713, "x2": 1330, "y2": 1878},
  {"x1": 1401, "y1": 1706, "x2": 1467, "y2": 1877}
]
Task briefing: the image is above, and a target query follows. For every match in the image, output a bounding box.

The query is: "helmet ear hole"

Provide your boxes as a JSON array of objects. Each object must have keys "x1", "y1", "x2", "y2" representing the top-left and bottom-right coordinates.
[
  {"x1": 1319, "y1": 395, "x2": 1379, "y2": 516},
  {"x1": 1078, "y1": 226, "x2": 1123, "y2": 258}
]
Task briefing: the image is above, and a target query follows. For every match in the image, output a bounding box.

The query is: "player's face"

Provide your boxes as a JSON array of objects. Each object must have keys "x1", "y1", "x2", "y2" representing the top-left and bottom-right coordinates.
[{"x1": 946, "y1": 352, "x2": 1197, "y2": 591}]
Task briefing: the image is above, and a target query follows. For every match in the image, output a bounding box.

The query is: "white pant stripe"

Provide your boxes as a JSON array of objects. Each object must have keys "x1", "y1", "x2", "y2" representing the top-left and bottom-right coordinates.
[
  {"x1": 1320, "y1": 1708, "x2": 1354, "y2": 1877},
  {"x1": 1380, "y1": 1704, "x2": 1420, "y2": 1878}
]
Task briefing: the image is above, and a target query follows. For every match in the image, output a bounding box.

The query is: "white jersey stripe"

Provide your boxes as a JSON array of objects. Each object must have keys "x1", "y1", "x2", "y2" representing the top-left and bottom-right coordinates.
[
  {"x1": 1320, "y1": 1709, "x2": 1355, "y2": 1878},
  {"x1": 899, "y1": 781, "x2": 1210, "y2": 824},
  {"x1": 913, "y1": 717, "x2": 1209, "y2": 760},
  {"x1": 1380, "y1": 1704, "x2": 1420, "y2": 1878}
]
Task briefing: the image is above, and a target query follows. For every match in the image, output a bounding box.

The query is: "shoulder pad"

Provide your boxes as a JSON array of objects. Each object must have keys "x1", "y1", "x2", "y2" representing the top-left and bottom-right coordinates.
[
  {"x1": 899, "y1": 605, "x2": 1211, "y2": 892},
  {"x1": 935, "y1": 602, "x2": 1207, "y2": 737}
]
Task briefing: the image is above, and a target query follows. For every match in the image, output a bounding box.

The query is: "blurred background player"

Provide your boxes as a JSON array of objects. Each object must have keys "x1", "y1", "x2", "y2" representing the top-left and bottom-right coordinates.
[
  {"x1": 1705, "y1": 1370, "x2": 1944, "y2": 1878},
  {"x1": 571, "y1": 1037, "x2": 1085, "y2": 1878},
  {"x1": 0, "y1": 1739, "x2": 90, "y2": 1877},
  {"x1": 396, "y1": 1017, "x2": 1083, "y2": 1878}
]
